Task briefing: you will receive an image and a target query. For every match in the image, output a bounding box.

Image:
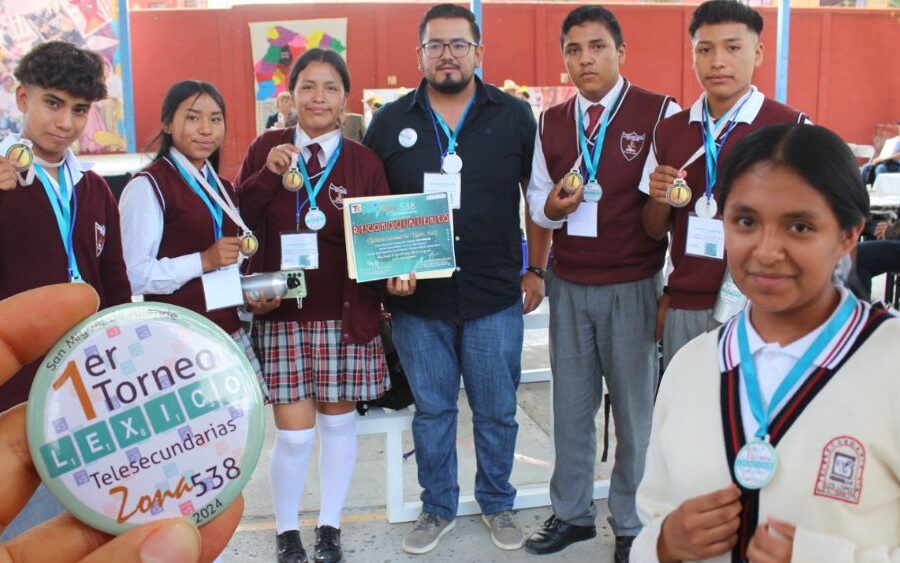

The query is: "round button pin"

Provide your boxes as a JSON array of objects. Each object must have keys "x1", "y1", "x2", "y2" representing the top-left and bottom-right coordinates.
[
  {"x1": 398, "y1": 128, "x2": 418, "y2": 148},
  {"x1": 27, "y1": 302, "x2": 265, "y2": 534}
]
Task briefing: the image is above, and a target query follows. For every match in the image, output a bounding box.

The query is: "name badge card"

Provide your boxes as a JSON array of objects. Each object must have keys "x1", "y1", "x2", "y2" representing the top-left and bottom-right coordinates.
[
  {"x1": 201, "y1": 264, "x2": 244, "y2": 311},
  {"x1": 566, "y1": 202, "x2": 598, "y2": 238},
  {"x1": 423, "y1": 172, "x2": 461, "y2": 210},
  {"x1": 281, "y1": 231, "x2": 319, "y2": 270},
  {"x1": 686, "y1": 215, "x2": 725, "y2": 260}
]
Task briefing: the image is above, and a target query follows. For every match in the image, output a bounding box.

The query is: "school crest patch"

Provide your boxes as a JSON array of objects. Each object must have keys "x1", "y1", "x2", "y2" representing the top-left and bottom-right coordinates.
[
  {"x1": 95, "y1": 222, "x2": 106, "y2": 257},
  {"x1": 620, "y1": 132, "x2": 646, "y2": 161},
  {"x1": 329, "y1": 183, "x2": 348, "y2": 209},
  {"x1": 814, "y1": 435, "x2": 865, "y2": 504}
]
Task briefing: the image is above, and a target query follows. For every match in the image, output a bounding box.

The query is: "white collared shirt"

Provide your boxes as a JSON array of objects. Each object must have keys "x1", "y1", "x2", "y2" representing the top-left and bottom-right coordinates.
[
  {"x1": 294, "y1": 126, "x2": 342, "y2": 169},
  {"x1": 528, "y1": 77, "x2": 680, "y2": 229},
  {"x1": 738, "y1": 287, "x2": 850, "y2": 439},
  {"x1": 638, "y1": 86, "x2": 764, "y2": 195},
  {"x1": 118, "y1": 158, "x2": 220, "y2": 295}
]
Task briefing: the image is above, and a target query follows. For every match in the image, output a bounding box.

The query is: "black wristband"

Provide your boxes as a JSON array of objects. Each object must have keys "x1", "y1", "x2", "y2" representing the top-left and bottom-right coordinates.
[{"x1": 525, "y1": 266, "x2": 545, "y2": 279}]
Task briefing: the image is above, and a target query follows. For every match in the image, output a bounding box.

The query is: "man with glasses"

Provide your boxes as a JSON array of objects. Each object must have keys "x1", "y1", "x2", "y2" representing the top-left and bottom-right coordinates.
[{"x1": 364, "y1": 3, "x2": 549, "y2": 555}]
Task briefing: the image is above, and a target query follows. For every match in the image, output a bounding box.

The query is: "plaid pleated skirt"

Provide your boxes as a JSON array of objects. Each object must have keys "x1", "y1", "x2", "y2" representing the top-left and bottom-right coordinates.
[
  {"x1": 230, "y1": 327, "x2": 269, "y2": 402},
  {"x1": 252, "y1": 320, "x2": 389, "y2": 404}
]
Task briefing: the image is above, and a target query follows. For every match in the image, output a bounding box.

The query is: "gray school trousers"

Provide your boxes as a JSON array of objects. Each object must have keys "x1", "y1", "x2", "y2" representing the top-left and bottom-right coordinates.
[{"x1": 546, "y1": 272, "x2": 659, "y2": 536}]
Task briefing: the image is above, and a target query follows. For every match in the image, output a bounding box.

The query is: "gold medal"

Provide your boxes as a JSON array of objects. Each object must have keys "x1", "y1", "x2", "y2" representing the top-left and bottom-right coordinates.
[
  {"x1": 240, "y1": 232, "x2": 259, "y2": 257},
  {"x1": 666, "y1": 178, "x2": 692, "y2": 208},
  {"x1": 6, "y1": 142, "x2": 34, "y2": 172},
  {"x1": 282, "y1": 168, "x2": 303, "y2": 192},
  {"x1": 561, "y1": 170, "x2": 583, "y2": 194}
]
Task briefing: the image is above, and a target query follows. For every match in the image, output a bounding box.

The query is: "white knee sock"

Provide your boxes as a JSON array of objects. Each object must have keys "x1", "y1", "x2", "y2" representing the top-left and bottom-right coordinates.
[
  {"x1": 317, "y1": 411, "x2": 358, "y2": 528},
  {"x1": 270, "y1": 427, "x2": 315, "y2": 534}
]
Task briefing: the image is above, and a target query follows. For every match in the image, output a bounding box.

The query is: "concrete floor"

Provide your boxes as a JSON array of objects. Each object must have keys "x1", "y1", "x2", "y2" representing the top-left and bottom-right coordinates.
[{"x1": 223, "y1": 314, "x2": 619, "y2": 563}]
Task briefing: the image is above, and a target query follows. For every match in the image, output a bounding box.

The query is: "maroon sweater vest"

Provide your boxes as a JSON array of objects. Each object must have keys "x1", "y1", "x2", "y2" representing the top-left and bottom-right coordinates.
[
  {"x1": 136, "y1": 157, "x2": 242, "y2": 334},
  {"x1": 235, "y1": 129, "x2": 389, "y2": 344},
  {"x1": 0, "y1": 169, "x2": 131, "y2": 411},
  {"x1": 656, "y1": 98, "x2": 805, "y2": 310},
  {"x1": 541, "y1": 83, "x2": 673, "y2": 285}
]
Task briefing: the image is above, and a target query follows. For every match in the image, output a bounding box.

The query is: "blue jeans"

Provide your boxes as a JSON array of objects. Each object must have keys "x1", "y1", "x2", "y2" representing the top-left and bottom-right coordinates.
[
  {"x1": 391, "y1": 302, "x2": 524, "y2": 521},
  {"x1": 861, "y1": 160, "x2": 900, "y2": 184}
]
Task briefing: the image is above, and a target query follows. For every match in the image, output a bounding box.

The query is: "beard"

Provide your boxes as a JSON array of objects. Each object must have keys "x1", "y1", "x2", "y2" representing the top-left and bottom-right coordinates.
[{"x1": 426, "y1": 68, "x2": 473, "y2": 95}]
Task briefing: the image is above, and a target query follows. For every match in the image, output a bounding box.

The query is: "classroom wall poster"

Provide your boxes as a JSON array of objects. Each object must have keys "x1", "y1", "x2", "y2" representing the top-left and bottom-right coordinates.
[
  {"x1": 0, "y1": 0, "x2": 134, "y2": 153},
  {"x1": 249, "y1": 18, "x2": 347, "y2": 134}
]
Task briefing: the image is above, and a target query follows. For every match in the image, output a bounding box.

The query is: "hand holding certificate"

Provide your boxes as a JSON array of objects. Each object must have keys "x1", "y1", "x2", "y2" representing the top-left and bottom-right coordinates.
[{"x1": 343, "y1": 192, "x2": 457, "y2": 283}]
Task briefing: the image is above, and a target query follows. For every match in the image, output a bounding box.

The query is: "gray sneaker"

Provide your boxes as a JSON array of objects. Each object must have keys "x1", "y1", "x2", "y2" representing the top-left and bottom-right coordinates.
[
  {"x1": 402, "y1": 512, "x2": 456, "y2": 554},
  {"x1": 482, "y1": 510, "x2": 525, "y2": 550}
]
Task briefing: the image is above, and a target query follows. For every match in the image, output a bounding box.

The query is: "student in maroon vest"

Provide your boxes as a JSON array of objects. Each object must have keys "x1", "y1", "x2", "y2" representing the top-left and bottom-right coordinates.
[
  {"x1": 523, "y1": 6, "x2": 679, "y2": 562},
  {"x1": 0, "y1": 41, "x2": 130, "y2": 414},
  {"x1": 118, "y1": 80, "x2": 265, "y2": 386},
  {"x1": 235, "y1": 48, "x2": 391, "y2": 563},
  {"x1": 0, "y1": 40, "x2": 130, "y2": 541},
  {"x1": 640, "y1": 0, "x2": 809, "y2": 370}
]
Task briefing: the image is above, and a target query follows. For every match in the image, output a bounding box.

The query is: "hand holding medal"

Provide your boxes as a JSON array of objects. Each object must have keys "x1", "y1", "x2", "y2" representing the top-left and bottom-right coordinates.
[
  {"x1": 282, "y1": 151, "x2": 304, "y2": 192},
  {"x1": 170, "y1": 148, "x2": 259, "y2": 258},
  {"x1": 265, "y1": 143, "x2": 301, "y2": 183},
  {"x1": 1, "y1": 138, "x2": 35, "y2": 189},
  {"x1": 666, "y1": 171, "x2": 692, "y2": 208},
  {"x1": 561, "y1": 169, "x2": 584, "y2": 195}
]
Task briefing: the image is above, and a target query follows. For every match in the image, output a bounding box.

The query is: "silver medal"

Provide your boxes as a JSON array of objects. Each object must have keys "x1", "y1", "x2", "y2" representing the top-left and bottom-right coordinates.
[
  {"x1": 305, "y1": 208, "x2": 327, "y2": 231},
  {"x1": 583, "y1": 181, "x2": 602, "y2": 203},
  {"x1": 694, "y1": 195, "x2": 718, "y2": 218},
  {"x1": 442, "y1": 153, "x2": 463, "y2": 174},
  {"x1": 734, "y1": 439, "x2": 778, "y2": 490}
]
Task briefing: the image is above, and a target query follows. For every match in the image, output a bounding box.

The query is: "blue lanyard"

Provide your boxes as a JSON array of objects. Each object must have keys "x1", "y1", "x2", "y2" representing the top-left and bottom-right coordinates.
[
  {"x1": 736, "y1": 294, "x2": 856, "y2": 439},
  {"x1": 297, "y1": 137, "x2": 342, "y2": 212},
  {"x1": 428, "y1": 95, "x2": 475, "y2": 159},
  {"x1": 292, "y1": 169, "x2": 329, "y2": 228},
  {"x1": 576, "y1": 89, "x2": 624, "y2": 183},
  {"x1": 700, "y1": 92, "x2": 753, "y2": 199},
  {"x1": 172, "y1": 156, "x2": 223, "y2": 240},
  {"x1": 34, "y1": 163, "x2": 81, "y2": 281}
]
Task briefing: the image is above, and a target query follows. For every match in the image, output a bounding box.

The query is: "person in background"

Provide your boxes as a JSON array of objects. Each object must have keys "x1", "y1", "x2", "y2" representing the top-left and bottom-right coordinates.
[{"x1": 267, "y1": 91, "x2": 296, "y2": 129}]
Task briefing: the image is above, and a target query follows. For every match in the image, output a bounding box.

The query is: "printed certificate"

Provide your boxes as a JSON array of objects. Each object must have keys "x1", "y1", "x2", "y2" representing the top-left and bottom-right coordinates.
[{"x1": 343, "y1": 192, "x2": 456, "y2": 282}]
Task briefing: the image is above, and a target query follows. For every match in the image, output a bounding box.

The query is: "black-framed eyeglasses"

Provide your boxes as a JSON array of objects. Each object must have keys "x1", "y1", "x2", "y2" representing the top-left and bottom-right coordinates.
[{"x1": 421, "y1": 40, "x2": 478, "y2": 59}]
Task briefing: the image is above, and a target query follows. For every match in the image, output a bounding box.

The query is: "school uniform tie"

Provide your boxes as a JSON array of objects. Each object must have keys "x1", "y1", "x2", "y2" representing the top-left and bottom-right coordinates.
[
  {"x1": 305, "y1": 143, "x2": 323, "y2": 177},
  {"x1": 586, "y1": 104, "x2": 604, "y2": 146}
]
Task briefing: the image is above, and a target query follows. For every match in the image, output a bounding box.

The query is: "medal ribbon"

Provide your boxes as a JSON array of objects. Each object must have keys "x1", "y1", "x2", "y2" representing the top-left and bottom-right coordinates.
[
  {"x1": 576, "y1": 88, "x2": 624, "y2": 183},
  {"x1": 429, "y1": 94, "x2": 475, "y2": 162},
  {"x1": 171, "y1": 154, "x2": 224, "y2": 240},
  {"x1": 293, "y1": 170, "x2": 325, "y2": 229},
  {"x1": 736, "y1": 294, "x2": 856, "y2": 439},
  {"x1": 34, "y1": 163, "x2": 81, "y2": 281},
  {"x1": 169, "y1": 149, "x2": 251, "y2": 242},
  {"x1": 296, "y1": 136, "x2": 342, "y2": 213},
  {"x1": 700, "y1": 90, "x2": 753, "y2": 201}
]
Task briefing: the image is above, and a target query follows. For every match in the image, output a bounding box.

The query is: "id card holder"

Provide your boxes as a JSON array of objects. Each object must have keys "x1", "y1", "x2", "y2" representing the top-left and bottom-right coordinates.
[
  {"x1": 423, "y1": 172, "x2": 461, "y2": 210},
  {"x1": 685, "y1": 214, "x2": 725, "y2": 260},
  {"x1": 280, "y1": 230, "x2": 319, "y2": 270},
  {"x1": 201, "y1": 264, "x2": 244, "y2": 311}
]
